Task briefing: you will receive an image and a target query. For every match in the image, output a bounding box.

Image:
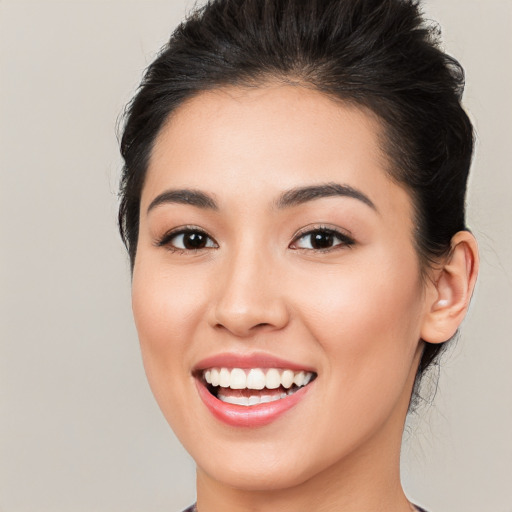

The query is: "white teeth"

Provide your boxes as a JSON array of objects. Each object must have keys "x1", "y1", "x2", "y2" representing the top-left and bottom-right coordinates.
[
  {"x1": 248, "y1": 396, "x2": 260, "y2": 406},
  {"x1": 218, "y1": 395, "x2": 250, "y2": 406},
  {"x1": 246, "y1": 368, "x2": 266, "y2": 390},
  {"x1": 293, "y1": 371, "x2": 305, "y2": 387},
  {"x1": 281, "y1": 369, "x2": 294, "y2": 389},
  {"x1": 230, "y1": 368, "x2": 247, "y2": 389},
  {"x1": 210, "y1": 368, "x2": 220, "y2": 386},
  {"x1": 219, "y1": 368, "x2": 230, "y2": 387},
  {"x1": 202, "y1": 367, "x2": 315, "y2": 392},
  {"x1": 265, "y1": 368, "x2": 281, "y2": 389},
  {"x1": 217, "y1": 392, "x2": 288, "y2": 407}
]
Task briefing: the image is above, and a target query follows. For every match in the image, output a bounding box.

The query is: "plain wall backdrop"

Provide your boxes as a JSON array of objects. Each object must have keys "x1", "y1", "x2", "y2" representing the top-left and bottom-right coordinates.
[{"x1": 0, "y1": 1, "x2": 511, "y2": 511}]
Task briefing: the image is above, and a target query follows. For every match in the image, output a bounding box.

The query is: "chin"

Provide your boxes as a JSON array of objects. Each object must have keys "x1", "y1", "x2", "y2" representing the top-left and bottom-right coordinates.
[{"x1": 195, "y1": 450, "x2": 319, "y2": 492}]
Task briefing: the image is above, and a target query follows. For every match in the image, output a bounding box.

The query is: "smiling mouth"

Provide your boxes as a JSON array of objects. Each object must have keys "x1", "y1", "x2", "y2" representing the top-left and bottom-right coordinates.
[{"x1": 201, "y1": 367, "x2": 316, "y2": 406}]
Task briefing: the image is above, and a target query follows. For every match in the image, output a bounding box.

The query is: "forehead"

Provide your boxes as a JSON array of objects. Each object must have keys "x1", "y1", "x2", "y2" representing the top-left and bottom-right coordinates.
[{"x1": 143, "y1": 84, "x2": 411, "y2": 220}]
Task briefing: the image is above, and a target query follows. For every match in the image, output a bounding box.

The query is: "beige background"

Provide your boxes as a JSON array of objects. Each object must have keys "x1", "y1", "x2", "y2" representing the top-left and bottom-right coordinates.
[{"x1": 0, "y1": 1, "x2": 511, "y2": 511}]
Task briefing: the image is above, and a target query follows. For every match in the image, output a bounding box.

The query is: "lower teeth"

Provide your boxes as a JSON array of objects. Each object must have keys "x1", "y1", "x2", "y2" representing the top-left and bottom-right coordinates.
[{"x1": 217, "y1": 386, "x2": 300, "y2": 407}]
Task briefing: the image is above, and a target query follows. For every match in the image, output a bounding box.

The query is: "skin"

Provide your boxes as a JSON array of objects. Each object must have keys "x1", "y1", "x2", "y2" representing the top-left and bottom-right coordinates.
[{"x1": 131, "y1": 84, "x2": 478, "y2": 512}]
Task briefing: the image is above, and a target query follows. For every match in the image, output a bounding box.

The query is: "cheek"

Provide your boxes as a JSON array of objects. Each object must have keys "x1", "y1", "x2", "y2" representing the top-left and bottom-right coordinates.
[
  {"x1": 131, "y1": 257, "x2": 210, "y2": 393},
  {"x1": 282, "y1": 249, "x2": 425, "y2": 459},
  {"x1": 295, "y1": 246, "x2": 424, "y2": 383},
  {"x1": 132, "y1": 255, "x2": 208, "y2": 337}
]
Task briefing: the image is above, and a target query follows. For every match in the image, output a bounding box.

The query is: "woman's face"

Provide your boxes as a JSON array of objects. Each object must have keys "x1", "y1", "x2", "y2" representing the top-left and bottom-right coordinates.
[{"x1": 132, "y1": 85, "x2": 430, "y2": 490}]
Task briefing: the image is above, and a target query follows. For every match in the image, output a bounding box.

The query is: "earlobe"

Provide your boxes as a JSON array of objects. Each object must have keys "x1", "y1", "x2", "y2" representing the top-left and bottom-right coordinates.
[{"x1": 421, "y1": 231, "x2": 479, "y2": 344}]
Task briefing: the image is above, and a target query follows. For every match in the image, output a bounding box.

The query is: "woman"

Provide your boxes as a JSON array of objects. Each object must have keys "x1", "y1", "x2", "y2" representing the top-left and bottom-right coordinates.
[{"x1": 118, "y1": 0, "x2": 478, "y2": 511}]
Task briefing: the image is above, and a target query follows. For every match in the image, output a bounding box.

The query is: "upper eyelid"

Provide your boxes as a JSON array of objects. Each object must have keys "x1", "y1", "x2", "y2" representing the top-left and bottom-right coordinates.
[
  {"x1": 291, "y1": 224, "x2": 354, "y2": 240},
  {"x1": 155, "y1": 226, "x2": 217, "y2": 247},
  {"x1": 289, "y1": 226, "x2": 356, "y2": 249},
  {"x1": 155, "y1": 224, "x2": 354, "y2": 248}
]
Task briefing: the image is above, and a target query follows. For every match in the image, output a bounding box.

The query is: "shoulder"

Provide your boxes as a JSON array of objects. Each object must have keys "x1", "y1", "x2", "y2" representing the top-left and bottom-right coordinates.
[
  {"x1": 181, "y1": 504, "x2": 428, "y2": 512},
  {"x1": 181, "y1": 504, "x2": 428, "y2": 511}
]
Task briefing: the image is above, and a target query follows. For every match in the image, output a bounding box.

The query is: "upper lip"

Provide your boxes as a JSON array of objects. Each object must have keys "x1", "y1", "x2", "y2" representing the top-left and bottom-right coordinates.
[{"x1": 193, "y1": 352, "x2": 316, "y2": 373}]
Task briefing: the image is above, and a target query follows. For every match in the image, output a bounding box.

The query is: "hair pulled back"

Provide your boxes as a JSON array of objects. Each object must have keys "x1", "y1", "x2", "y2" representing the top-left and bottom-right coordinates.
[{"x1": 118, "y1": 0, "x2": 474, "y2": 392}]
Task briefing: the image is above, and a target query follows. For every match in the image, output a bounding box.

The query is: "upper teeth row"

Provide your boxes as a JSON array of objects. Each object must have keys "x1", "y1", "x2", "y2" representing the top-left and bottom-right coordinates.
[{"x1": 203, "y1": 368, "x2": 313, "y2": 390}]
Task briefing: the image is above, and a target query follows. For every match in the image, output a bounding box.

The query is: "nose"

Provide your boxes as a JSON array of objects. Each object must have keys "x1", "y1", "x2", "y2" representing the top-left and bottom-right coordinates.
[{"x1": 209, "y1": 245, "x2": 290, "y2": 338}]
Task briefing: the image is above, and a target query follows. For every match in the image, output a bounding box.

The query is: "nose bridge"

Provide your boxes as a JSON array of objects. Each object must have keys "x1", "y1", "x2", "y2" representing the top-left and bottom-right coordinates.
[{"x1": 211, "y1": 235, "x2": 288, "y2": 336}]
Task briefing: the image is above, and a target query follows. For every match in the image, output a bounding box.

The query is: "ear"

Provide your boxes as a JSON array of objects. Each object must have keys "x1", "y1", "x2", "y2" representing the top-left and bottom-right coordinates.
[{"x1": 421, "y1": 231, "x2": 479, "y2": 344}]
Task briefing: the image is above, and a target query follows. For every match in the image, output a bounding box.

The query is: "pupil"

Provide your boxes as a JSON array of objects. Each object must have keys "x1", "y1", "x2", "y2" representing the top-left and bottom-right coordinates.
[
  {"x1": 312, "y1": 231, "x2": 333, "y2": 249},
  {"x1": 184, "y1": 232, "x2": 206, "y2": 249}
]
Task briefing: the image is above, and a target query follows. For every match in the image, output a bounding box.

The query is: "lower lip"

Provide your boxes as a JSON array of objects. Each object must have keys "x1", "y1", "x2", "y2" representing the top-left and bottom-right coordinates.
[{"x1": 195, "y1": 379, "x2": 312, "y2": 428}]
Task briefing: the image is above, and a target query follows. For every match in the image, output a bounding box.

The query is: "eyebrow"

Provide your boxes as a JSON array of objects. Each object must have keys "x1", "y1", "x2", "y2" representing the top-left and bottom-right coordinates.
[
  {"x1": 146, "y1": 182, "x2": 377, "y2": 215},
  {"x1": 147, "y1": 189, "x2": 219, "y2": 213},
  {"x1": 275, "y1": 182, "x2": 377, "y2": 211}
]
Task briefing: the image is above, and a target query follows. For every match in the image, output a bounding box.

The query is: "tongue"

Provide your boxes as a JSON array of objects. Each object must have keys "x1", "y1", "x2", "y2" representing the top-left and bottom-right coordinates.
[{"x1": 216, "y1": 387, "x2": 286, "y2": 398}]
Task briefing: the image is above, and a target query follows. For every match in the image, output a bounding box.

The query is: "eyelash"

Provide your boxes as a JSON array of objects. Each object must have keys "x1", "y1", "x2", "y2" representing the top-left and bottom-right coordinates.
[
  {"x1": 290, "y1": 226, "x2": 355, "y2": 252},
  {"x1": 155, "y1": 225, "x2": 355, "y2": 254},
  {"x1": 156, "y1": 226, "x2": 218, "y2": 254}
]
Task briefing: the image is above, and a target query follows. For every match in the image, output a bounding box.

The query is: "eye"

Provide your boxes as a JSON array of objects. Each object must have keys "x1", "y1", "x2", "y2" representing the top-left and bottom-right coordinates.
[
  {"x1": 157, "y1": 227, "x2": 218, "y2": 252},
  {"x1": 290, "y1": 227, "x2": 355, "y2": 251}
]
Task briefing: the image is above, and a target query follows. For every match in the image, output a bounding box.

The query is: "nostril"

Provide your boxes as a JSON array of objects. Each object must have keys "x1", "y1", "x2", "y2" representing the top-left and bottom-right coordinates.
[
  {"x1": 210, "y1": 294, "x2": 290, "y2": 336},
  {"x1": 214, "y1": 321, "x2": 269, "y2": 330}
]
